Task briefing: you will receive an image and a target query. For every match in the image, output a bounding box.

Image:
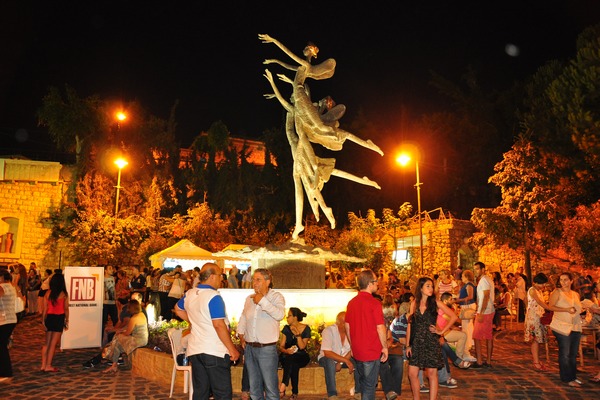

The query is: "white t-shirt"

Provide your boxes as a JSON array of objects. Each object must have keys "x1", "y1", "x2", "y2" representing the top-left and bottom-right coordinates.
[{"x1": 477, "y1": 275, "x2": 495, "y2": 315}]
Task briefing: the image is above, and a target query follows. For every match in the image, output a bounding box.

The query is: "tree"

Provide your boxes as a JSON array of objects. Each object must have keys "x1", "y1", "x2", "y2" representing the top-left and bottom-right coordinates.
[
  {"x1": 548, "y1": 24, "x2": 600, "y2": 171},
  {"x1": 563, "y1": 202, "x2": 600, "y2": 267},
  {"x1": 472, "y1": 139, "x2": 570, "y2": 280},
  {"x1": 37, "y1": 85, "x2": 108, "y2": 165}
]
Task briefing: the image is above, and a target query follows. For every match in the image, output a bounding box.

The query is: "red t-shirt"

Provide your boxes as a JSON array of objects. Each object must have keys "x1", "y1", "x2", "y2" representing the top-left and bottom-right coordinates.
[{"x1": 346, "y1": 291, "x2": 385, "y2": 361}]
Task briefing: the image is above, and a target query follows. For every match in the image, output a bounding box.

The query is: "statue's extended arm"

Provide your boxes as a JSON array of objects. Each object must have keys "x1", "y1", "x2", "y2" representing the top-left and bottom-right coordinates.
[
  {"x1": 264, "y1": 59, "x2": 298, "y2": 72},
  {"x1": 263, "y1": 69, "x2": 293, "y2": 113},
  {"x1": 258, "y1": 33, "x2": 307, "y2": 67}
]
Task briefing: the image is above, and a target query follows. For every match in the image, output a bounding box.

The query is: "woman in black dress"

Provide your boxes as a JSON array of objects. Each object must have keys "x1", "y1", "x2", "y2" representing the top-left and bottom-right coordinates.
[
  {"x1": 406, "y1": 277, "x2": 457, "y2": 399},
  {"x1": 278, "y1": 307, "x2": 311, "y2": 399}
]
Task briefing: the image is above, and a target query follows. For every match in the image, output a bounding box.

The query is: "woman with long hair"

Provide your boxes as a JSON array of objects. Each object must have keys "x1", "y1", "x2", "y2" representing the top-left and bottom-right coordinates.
[
  {"x1": 406, "y1": 277, "x2": 457, "y2": 399},
  {"x1": 549, "y1": 272, "x2": 582, "y2": 387},
  {"x1": 41, "y1": 273, "x2": 69, "y2": 372},
  {"x1": 103, "y1": 300, "x2": 148, "y2": 373},
  {"x1": 524, "y1": 273, "x2": 559, "y2": 371},
  {"x1": 457, "y1": 270, "x2": 477, "y2": 361}
]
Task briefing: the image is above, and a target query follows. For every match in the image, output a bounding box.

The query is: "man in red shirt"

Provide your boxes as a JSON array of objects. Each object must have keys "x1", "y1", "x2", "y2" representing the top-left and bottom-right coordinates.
[{"x1": 345, "y1": 269, "x2": 388, "y2": 400}]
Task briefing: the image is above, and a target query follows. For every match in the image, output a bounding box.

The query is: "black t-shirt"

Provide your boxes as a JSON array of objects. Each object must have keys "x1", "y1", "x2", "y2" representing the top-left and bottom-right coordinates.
[{"x1": 130, "y1": 274, "x2": 146, "y2": 290}]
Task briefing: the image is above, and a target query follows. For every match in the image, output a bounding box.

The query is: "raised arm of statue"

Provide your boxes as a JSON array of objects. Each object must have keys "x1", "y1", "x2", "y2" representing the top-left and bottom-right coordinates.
[
  {"x1": 264, "y1": 59, "x2": 297, "y2": 72},
  {"x1": 259, "y1": 34, "x2": 307, "y2": 67},
  {"x1": 263, "y1": 69, "x2": 293, "y2": 113}
]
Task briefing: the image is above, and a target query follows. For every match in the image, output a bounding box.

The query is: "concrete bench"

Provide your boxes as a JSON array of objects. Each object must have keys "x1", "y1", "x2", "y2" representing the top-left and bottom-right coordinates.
[{"x1": 132, "y1": 348, "x2": 355, "y2": 395}]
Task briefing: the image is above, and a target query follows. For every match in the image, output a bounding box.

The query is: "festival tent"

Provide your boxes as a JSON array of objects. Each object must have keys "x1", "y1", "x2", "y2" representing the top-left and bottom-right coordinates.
[{"x1": 149, "y1": 239, "x2": 216, "y2": 270}]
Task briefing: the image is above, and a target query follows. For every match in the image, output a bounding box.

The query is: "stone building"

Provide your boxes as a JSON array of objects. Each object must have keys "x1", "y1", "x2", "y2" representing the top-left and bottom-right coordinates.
[
  {"x1": 381, "y1": 211, "x2": 477, "y2": 276},
  {"x1": 0, "y1": 158, "x2": 70, "y2": 268}
]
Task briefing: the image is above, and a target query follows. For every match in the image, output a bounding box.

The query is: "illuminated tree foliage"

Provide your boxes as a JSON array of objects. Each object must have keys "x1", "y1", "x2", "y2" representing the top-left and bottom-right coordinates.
[
  {"x1": 563, "y1": 202, "x2": 600, "y2": 267},
  {"x1": 474, "y1": 25, "x2": 600, "y2": 271}
]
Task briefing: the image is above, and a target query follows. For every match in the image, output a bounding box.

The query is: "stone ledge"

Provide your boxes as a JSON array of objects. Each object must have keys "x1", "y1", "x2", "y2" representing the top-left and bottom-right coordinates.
[{"x1": 132, "y1": 348, "x2": 356, "y2": 395}]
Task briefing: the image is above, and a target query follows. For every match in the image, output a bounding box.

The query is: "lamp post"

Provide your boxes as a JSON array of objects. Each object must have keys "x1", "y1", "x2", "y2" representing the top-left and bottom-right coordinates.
[
  {"x1": 114, "y1": 158, "x2": 128, "y2": 217},
  {"x1": 396, "y1": 153, "x2": 424, "y2": 275}
]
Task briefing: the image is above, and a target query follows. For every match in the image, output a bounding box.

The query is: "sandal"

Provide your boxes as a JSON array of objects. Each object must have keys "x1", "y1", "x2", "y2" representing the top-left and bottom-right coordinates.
[
  {"x1": 567, "y1": 380, "x2": 581, "y2": 387},
  {"x1": 590, "y1": 377, "x2": 600, "y2": 383},
  {"x1": 458, "y1": 360, "x2": 471, "y2": 369},
  {"x1": 44, "y1": 367, "x2": 59, "y2": 373},
  {"x1": 279, "y1": 383, "x2": 286, "y2": 398},
  {"x1": 533, "y1": 362, "x2": 548, "y2": 371}
]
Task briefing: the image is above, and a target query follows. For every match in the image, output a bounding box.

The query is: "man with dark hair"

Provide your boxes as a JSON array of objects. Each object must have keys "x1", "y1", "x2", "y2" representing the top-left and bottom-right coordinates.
[
  {"x1": 130, "y1": 266, "x2": 146, "y2": 297},
  {"x1": 238, "y1": 268, "x2": 285, "y2": 400},
  {"x1": 472, "y1": 262, "x2": 495, "y2": 368},
  {"x1": 175, "y1": 263, "x2": 240, "y2": 399},
  {"x1": 102, "y1": 266, "x2": 118, "y2": 331},
  {"x1": 345, "y1": 269, "x2": 388, "y2": 400}
]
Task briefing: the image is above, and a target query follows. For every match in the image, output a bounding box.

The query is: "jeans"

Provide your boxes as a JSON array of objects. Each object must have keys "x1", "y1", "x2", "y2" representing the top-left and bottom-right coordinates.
[
  {"x1": 189, "y1": 353, "x2": 232, "y2": 400},
  {"x1": 553, "y1": 330, "x2": 581, "y2": 383},
  {"x1": 318, "y1": 357, "x2": 360, "y2": 397},
  {"x1": 241, "y1": 362, "x2": 250, "y2": 392},
  {"x1": 245, "y1": 344, "x2": 279, "y2": 400},
  {"x1": 102, "y1": 304, "x2": 118, "y2": 329},
  {"x1": 0, "y1": 323, "x2": 16, "y2": 377},
  {"x1": 379, "y1": 353, "x2": 404, "y2": 395},
  {"x1": 354, "y1": 359, "x2": 380, "y2": 400}
]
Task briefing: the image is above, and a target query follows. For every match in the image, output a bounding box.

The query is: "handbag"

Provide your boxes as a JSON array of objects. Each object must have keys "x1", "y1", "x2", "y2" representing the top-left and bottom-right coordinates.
[
  {"x1": 459, "y1": 307, "x2": 475, "y2": 320},
  {"x1": 15, "y1": 293, "x2": 25, "y2": 313},
  {"x1": 549, "y1": 318, "x2": 573, "y2": 336},
  {"x1": 14, "y1": 286, "x2": 25, "y2": 313}
]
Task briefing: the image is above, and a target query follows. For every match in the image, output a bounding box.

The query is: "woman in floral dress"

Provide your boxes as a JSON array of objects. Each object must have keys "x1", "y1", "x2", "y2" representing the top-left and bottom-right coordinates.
[{"x1": 524, "y1": 273, "x2": 552, "y2": 371}]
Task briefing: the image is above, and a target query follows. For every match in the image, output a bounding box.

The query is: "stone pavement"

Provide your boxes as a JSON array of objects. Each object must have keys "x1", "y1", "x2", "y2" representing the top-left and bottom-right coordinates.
[{"x1": 2, "y1": 314, "x2": 600, "y2": 399}]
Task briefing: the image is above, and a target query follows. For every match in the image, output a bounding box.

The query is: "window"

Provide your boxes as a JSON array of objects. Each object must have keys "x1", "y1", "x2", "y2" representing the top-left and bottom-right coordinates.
[{"x1": 0, "y1": 214, "x2": 24, "y2": 258}]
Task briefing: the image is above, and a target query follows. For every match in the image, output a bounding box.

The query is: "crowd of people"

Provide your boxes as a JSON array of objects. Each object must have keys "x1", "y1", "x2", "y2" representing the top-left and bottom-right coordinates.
[{"x1": 1, "y1": 259, "x2": 600, "y2": 397}]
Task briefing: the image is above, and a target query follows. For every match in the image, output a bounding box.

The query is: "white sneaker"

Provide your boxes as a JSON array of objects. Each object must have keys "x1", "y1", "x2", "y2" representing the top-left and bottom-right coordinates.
[{"x1": 463, "y1": 355, "x2": 477, "y2": 362}]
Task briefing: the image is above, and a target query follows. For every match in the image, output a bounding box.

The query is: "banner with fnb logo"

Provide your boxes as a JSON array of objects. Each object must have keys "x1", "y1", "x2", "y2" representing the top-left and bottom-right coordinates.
[{"x1": 61, "y1": 266, "x2": 104, "y2": 350}]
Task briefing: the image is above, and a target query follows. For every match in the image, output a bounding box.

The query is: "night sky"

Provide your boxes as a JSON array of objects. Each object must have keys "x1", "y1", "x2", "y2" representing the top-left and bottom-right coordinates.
[{"x1": 1, "y1": 1, "x2": 599, "y2": 216}]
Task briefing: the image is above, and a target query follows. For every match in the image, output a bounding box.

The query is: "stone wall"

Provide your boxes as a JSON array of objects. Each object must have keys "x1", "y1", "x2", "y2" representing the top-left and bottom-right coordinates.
[
  {"x1": 384, "y1": 218, "x2": 476, "y2": 276},
  {"x1": 476, "y1": 243, "x2": 526, "y2": 274},
  {"x1": 0, "y1": 159, "x2": 68, "y2": 267}
]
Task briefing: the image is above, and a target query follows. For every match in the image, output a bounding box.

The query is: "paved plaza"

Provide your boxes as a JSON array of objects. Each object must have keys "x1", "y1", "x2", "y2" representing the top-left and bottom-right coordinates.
[{"x1": 2, "y1": 314, "x2": 600, "y2": 399}]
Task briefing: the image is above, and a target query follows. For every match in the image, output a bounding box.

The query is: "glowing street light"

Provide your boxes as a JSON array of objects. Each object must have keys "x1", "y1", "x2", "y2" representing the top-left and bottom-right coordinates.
[
  {"x1": 396, "y1": 153, "x2": 424, "y2": 275},
  {"x1": 114, "y1": 158, "x2": 128, "y2": 217},
  {"x1": 115, "y1": 111, "x2": 127, "y2": 122}
]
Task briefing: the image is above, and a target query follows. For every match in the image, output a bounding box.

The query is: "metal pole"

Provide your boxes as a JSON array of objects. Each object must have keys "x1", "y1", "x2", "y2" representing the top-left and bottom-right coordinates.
[
  {"x1": 415, "y1": 160, "x2": 424, "y2": 275},
  {"x1": 115, "y1": 168, "x2": 122, "y2": 217}
]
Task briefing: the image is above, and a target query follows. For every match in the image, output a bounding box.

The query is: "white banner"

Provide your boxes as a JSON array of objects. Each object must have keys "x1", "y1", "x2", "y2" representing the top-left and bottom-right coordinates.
[{"x1": 61, "y1": 266, "x2": 104, "y2": 350}]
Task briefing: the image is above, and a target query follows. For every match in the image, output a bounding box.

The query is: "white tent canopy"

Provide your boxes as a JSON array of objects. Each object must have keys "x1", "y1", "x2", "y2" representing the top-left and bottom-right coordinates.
[{"x1": 149, "y1": 239, "x2": 216, "y2": 270}]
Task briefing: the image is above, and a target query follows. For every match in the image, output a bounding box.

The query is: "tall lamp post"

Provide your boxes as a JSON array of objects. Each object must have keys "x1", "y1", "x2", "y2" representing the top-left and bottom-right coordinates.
[
  {"x1": 396, "y1": 153, "x2": 424, "y2": 275},
  {"x1": 114, "y1": 158, "x2": 128, "y2": 217}
]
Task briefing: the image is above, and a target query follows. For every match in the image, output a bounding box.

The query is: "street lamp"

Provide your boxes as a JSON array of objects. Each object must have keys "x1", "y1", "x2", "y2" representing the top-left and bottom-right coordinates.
[
  {"x1": 396, "y1": 153, "x2": 424, "y2": 275},
  {"x1": 115, "y1": 111, "x2": 127, "y2": 122},
  {"x1": 114, "y1": 158, "x2": 128, "y2": 217}
]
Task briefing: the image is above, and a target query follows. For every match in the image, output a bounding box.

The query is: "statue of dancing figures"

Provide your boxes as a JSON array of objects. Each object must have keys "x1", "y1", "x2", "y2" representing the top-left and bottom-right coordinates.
[{"x1": 260, "y1": 34, "x2": 383, "y2": 240}]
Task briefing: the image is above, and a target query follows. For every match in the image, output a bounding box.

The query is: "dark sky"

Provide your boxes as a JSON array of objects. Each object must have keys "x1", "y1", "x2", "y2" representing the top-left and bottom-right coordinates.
[
  {"x1": 1, "y1": 1, "x2": 598, "y2": 148},
  {"x1": 1, "y1": 1, "x2": 599, "y2": 218}
]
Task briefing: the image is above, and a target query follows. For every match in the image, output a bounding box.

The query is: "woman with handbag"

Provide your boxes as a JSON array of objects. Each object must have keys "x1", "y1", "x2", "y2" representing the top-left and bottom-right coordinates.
[
  {"x1": 457, "y1": 270, "x2": 477, "y2": 362},
  {"x1": 0, "y1": 269, "x2": 17, "y2": 381},
  {"x1": 548, "y1": 272, "x2": 582, "y2": 387}
]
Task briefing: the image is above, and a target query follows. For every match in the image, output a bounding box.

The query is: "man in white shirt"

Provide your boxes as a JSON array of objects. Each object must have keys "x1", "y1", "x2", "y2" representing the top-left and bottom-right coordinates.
[
  {"x1": 472, "y1": 262, "x2": 495, "y2": 368},
  {"x1": 514, "y1": 273, "x2": 526, "y2": 322},
  {"x1": 238, "y1": 268, "x2": 285, "y2": 400},
  {"x1": 318, "y1": 311, "x2": 356, "y2": 399},
  {"x1": 175, "y1": 263, "x2": 240, "y2": 399}
]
